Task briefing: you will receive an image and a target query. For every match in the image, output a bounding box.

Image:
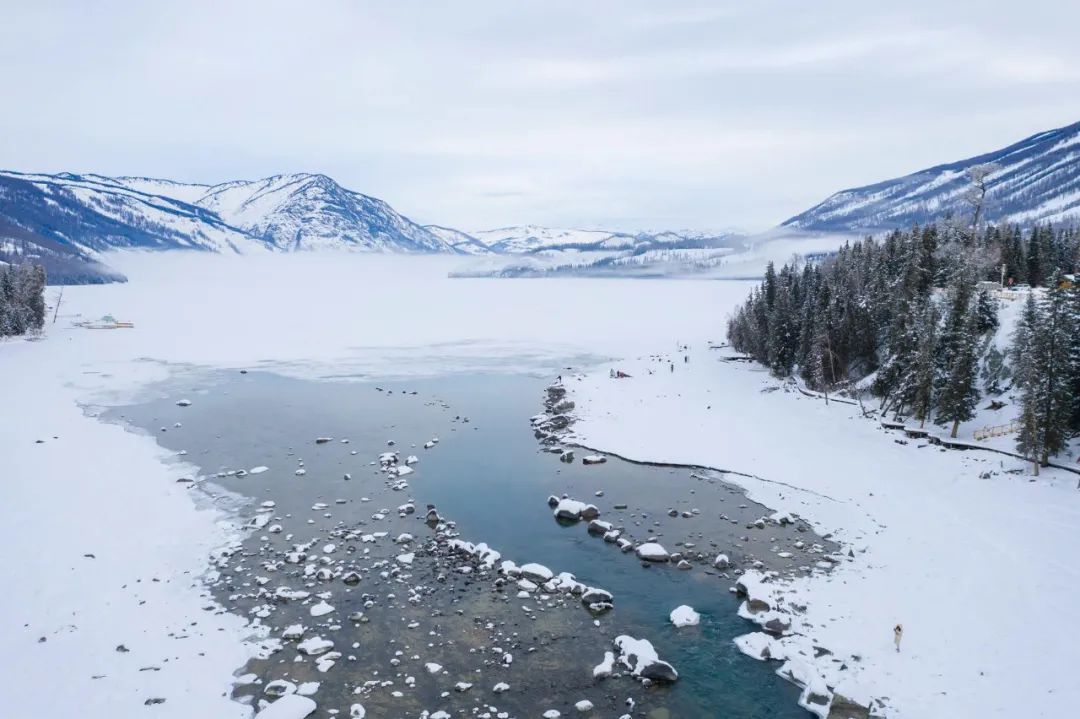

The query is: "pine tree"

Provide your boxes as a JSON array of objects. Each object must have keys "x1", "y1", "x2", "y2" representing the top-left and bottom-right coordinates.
[
  {"x1": 0, "y1": 265, "x2": 24, "y2": 336},
  {"x1": 910, "y1": 300, "x2": 940, "y2": 426},
  {"x1": 0, "y1": 266, "x2": 11, "y2": 336},
  {"x1": 972, "y1": 288, "x2": 999, "y2": 334},
  {"x1": 935, "y1": 305, "x2": 981, "y2": 437},
  {"x1": 766, "y1": 276, "x2": 798, "y2": 376},
  {"x1": 763, "y1": 261, "x2": 777, "y2": 310},
  {"x1": 1013, "y1": 286, "x2": 1074, "y2": 473}
]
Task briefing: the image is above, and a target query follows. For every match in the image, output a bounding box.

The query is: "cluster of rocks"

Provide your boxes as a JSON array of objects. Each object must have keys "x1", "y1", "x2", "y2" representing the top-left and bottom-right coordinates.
[
  {"x1": 215, "y1": 429, "x2": 652, "y2": 719},
  {"x1": 531, "y1": 383, "x2": 576, "y2": 454},
  {"x1": 731, "y1": 569, "x2": 875, "y2": 718},
  {"x1": 526, "y1": 377, "x2": 874, "y2": 719}
]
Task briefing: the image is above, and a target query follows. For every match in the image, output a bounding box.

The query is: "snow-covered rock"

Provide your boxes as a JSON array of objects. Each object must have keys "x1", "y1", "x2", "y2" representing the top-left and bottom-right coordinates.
[
  {"x1": 264, "y1": 679, "x2": 297, "y2": 697},
  {"x1": 593, "y1": 651, "x2": 615, "y2": 679},
  {"x1": 519, "y1": 563, "x2": 554, "y2": 583},
  {"x1": 670, "y1": 605, "x2": 700, "y2": 628},
  {"x1": 635, "y1": 542, "x2": 669, "y2": 562},
  {"x1": 553, "y1": 498, "x2": 599, "y2": 522},
  {"x1": 254, "y1": 694, "x2": 317, "y2": 719},
  {"x1": 296, "y1": 636, "x2": 333, "y2": 656},
  {"x1": 613, "y1": 635, "x2": 678, "y2": 683},
  {"x1": 309, "y1": 600, "x2": 334, "y2": 617}
]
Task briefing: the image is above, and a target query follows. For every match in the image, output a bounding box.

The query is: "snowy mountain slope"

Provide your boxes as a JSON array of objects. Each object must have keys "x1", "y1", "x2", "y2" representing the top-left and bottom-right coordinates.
[
  {"x1": 469, "y1": 224, "x2": 741, "y2": 255},
  {"x1": 452, "y1": 228, "x2": 789, "y2": 279},
  {"x1": 0, "y1": 171, "x2": 261, "y2": 254},
  {"x1": 784, "y1": 120, "x2": 1080, "y2": 231},
  {"x1": 0, "y1": 217, "x2": 126, "y2": 284},
  {"x1": 423, "y1": 225, "x2": 492, "y2": 255},
  {"x1": 0, "y1": 170, "x2": 467, "y2": 281},
  {"x1": 194, "y1": 174, "x2": 455, "y2": 252},
  {"x1": 471, "y1": 225, "x2": 636, "y2": 254}
]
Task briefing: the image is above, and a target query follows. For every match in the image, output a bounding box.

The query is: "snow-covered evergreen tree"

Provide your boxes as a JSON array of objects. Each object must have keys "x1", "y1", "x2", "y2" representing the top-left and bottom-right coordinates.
[
  {"x1": 909, "y1": 299, "x2": 941, "y2": 427},
  {"x1": 1013, "y1": 285, "x2": 1073, "y2": 473},
  {"x1": 0, "y1": 262, "x2": 46, "y2": 337},
  {"x1": 935, "y1": 305, "x2": 981, "y2": 438}
]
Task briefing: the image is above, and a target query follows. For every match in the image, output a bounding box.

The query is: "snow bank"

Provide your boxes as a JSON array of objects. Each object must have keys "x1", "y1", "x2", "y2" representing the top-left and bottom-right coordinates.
[{"x1": 567, "y1": 345, "x2": 1080, "y2": 718}]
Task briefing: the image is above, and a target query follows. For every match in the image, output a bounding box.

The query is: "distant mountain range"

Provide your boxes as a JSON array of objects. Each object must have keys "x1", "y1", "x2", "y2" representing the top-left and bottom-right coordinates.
[
  {"x1": 0, "y1": 170, "x2": 733, "y2": 282},
  {"x1": 785, "y1": 120, "x2": 1080, "y2": 232},
  {"x1": 2, "y1": 120, "x2": 1077, "y2": 282}
]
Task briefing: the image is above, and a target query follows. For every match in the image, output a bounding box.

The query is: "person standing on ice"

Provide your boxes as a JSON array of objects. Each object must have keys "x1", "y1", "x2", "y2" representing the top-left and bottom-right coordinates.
[{"x1": 893, "y1": 624, "x2": 903, "y2": 653}]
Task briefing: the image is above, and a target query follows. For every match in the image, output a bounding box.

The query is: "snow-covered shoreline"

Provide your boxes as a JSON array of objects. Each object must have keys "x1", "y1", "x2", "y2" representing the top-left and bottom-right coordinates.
[
  {"x1": 0, "y1": 347, "x2": 260, "y2": 718},
  {"x1": 563, "y1": 347, "x2": 1080, "y2": 718}
]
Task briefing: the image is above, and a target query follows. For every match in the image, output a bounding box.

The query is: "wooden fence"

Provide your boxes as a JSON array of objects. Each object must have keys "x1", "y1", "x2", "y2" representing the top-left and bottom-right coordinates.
[{"x1": 973, "y1": 421, "x2": 1021, "y2": 441}]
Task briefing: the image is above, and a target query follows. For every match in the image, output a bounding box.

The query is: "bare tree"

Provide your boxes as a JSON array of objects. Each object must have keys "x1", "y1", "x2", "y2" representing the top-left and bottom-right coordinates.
[{"x1": 964, "y1": 163, "x2": 998, "y2": 243}]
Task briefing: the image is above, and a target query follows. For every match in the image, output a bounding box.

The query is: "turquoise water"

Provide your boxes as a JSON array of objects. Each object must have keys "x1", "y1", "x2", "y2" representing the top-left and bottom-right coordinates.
[{"x1": 111, "y1": 369, "x2": 810, "y2": 718}]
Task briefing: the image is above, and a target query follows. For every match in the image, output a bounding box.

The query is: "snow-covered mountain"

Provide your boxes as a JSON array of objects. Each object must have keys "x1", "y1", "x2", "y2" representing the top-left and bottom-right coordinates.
[
  {"x1": 470, "y1": 226, "x2": 634, "y2": 254},
  {"x1": 189, "y1": 174, "x2": 452, "y2": 252},
  {"x1": 453, "y1": 226, "x2": 751, "y2": 278},
  {"x1": 785, "y1": 120, "x2": 1080, "y2": 232},
  {"x1": 423, "y1": 225, "x2": 492, "y2": 255},
  {"x1": 469, "y1": 225, "x2": 736, "y2": 255},
  {"x1": 0, "y1": 171, "x2": 262, "y2": 255},
  {"x1": 0, "y1": 170, "x2": 461, "y2": 281}
]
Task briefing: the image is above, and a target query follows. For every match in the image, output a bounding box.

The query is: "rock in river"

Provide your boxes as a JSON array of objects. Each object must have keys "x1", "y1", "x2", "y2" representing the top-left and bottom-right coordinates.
[
  {"x1": 635, "y1": 542, "x2": 670, "y2": 562},
  {"x1": 254, "y1": 695, "x2": 316, "y2": 719}
]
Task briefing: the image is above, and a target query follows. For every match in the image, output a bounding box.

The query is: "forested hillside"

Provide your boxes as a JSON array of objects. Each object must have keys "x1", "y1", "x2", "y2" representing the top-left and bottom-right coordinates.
[{"x1": 727, "y1": 221, "x2": 1080, "y2": 471}]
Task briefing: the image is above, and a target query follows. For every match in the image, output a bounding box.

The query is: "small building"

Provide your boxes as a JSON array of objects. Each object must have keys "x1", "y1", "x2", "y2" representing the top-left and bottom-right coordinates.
[{"x1": 76, "y1": 314, "x2": 134, "y2": 329}]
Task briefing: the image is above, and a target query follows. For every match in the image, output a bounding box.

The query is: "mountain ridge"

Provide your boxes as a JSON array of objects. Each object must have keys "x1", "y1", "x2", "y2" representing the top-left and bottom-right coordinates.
[{"x1": 784, "y1": 120, "x2": 1080, "y2": 231}]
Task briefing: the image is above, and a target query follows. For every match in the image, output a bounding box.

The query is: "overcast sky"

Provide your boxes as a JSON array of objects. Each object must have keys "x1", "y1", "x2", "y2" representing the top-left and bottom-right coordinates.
[{"x1": 2, "y1": 1, "x2": 1079, "y2": 232}]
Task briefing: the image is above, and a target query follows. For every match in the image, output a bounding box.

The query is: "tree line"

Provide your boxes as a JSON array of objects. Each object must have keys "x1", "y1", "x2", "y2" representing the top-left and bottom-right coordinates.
[
  {"x1": 726, "y1": 222, "x2": 1080, "y2": 472},
  {"x1": 0, "y1": 262, "x2": 47, "y2": 337}
]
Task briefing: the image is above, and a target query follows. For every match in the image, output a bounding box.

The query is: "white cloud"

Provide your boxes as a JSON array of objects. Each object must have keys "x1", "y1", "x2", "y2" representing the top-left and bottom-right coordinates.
[{"x1": 1, "y1": 0, "x2": 1078, "y2": 232}]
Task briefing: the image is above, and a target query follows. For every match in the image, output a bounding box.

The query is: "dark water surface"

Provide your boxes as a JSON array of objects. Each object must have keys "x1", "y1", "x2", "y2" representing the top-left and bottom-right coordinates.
[{"x1": 109, "y1": 370, "x2": 811, "y2": 718}]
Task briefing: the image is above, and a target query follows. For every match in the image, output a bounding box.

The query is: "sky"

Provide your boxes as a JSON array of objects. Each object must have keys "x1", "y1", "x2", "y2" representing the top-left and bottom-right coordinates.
[{"x1": 2, "y1": 1, "x2": 1079, "y2": 233}]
